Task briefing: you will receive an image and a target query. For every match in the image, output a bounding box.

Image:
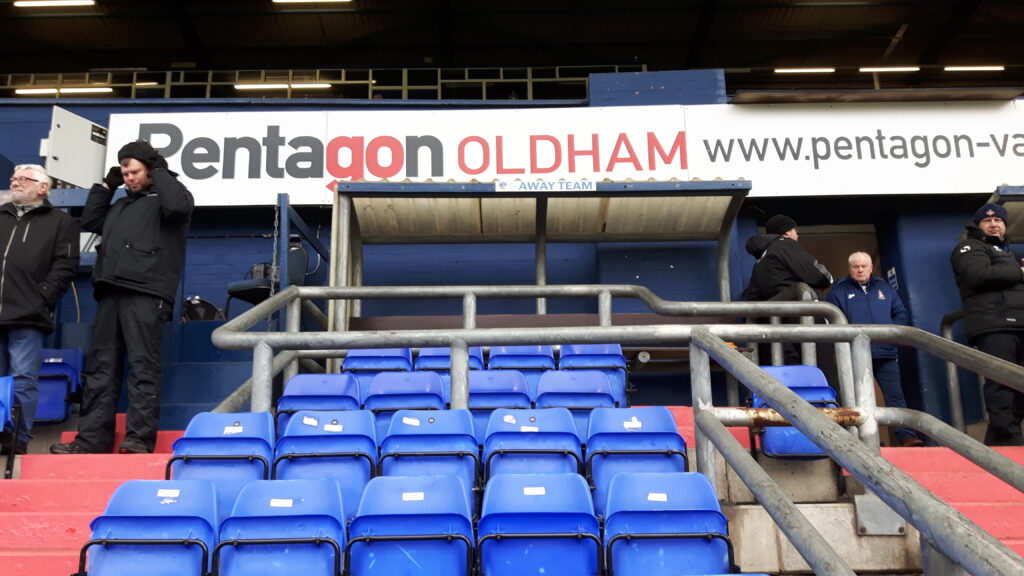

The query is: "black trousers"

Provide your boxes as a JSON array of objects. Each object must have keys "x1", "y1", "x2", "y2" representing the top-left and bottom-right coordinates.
[
  {"x1": 973, "y1": 332, "x2": 1024, "y2": 446},
  {"x1": 76, "y1": 290, "x2": 172, "y2": 452}
]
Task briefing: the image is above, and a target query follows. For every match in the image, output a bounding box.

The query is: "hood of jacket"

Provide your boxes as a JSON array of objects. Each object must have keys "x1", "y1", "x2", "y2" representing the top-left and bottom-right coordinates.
[{"x1": 745, "y1": 234, "x2": 777, "y2": 258}]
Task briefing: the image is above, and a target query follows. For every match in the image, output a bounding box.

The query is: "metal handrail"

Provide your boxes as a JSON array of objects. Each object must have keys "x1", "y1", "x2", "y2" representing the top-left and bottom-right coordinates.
[{"x1": 940, "y1": 309, "x2": 970, "y2": 431}]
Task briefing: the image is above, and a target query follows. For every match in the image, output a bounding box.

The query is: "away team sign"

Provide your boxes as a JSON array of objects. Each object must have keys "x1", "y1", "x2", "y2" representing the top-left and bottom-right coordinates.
[{"x1": 107, "y1": 101, "x2": 1024, "y2": 205}]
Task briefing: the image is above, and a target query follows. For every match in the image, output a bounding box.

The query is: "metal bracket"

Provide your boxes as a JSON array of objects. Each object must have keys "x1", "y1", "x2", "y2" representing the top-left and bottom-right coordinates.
[{"x1": 854, "y1": 493, "x2": 907, "y2": 536}]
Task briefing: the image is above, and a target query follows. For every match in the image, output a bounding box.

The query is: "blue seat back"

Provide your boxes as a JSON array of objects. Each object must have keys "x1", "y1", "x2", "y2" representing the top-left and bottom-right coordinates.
[
  {"x1": 482, "y1": 408, "x2": 581, "y2": 478},
  {"x1": 364, "y1": 371, "x2": 446, "y2": 439},
  {"x1": 468, "y1": 370, "x2": 532, "y2": 444},
  {"x1": 349, "y1": 475, "x2": 474, "y2": 576},
  {"x1": 87, "y1": 480, "x2": 218, "y2": 576},
  {"x1": 342, "y1": 348, "x2": 413, "y2": 371},
  {"x1": 586, "y1": 407, "x2": 688, "y2": 516},
  {"x1": 274, "y1": 410, "x2": 377, "y2": 521},
  {"x1": 604, "y1": 472, "x2": 732, "y2": 576},
  {"x1": 754, "y1": 366, "x2": 837, "y2": 459},
  {"x1": 534, "y1": 370, "x2": 617, "y2": 436},
  {"x1": 36, "y1": 348, "x2": 84, "y2": 422},
  {"x1": 170, "y1": 412, "x2": 275, "y2": 518},
  {"x1": 0, "y1": 376, "x2": 12, "y2": 429},
  {"x1": 276, "y1": 373, "x2": 360, "y2": 432},
  {"x1": 217, "y1": 479, "x2": 346, "y2": 576},
  {"x1": 478, "y1": 473, "x2": 600, "y2": 576},
  {"x1": 487, "y1": 345, "x2": 556, "y2": 398},
  {"x1": 558, "y1": 344, "x2": 628, "y2": 406},
  {"x1": 380, "y1": 409, "x2": 479, "y2": 515},
  {"x1": 414, "y1": 346, "x2": 484, "y2": 370}
]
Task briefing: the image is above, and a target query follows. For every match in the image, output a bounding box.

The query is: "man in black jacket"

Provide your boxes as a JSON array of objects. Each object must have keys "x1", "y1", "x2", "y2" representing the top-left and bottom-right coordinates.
[
  {"x1": 0, "y1": 165, "x2": 79, "y2": 454},
  {"x1": 950, "y1": 203, "x2": 1024, "y2": 446},
  {"x1": 742, "y1": 214, "x2": 833, "y2": 365},
  {"x1": 51, "y1": 141, "x2": 194, "y2": 454}
]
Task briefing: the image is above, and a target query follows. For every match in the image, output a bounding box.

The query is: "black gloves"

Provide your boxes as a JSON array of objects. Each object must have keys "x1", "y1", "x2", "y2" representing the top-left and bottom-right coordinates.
[{"x1": 103, "y1": 166, "x2": 124, "y2": 190}]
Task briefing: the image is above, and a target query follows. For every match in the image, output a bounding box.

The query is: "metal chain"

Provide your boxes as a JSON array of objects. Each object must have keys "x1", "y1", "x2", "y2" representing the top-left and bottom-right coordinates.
[{"x1": 268, "y1": 201, "x2": 280, "y2": 332}]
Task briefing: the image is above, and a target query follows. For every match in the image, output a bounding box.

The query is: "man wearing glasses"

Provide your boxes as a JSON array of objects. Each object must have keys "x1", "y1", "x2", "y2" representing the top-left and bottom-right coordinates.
[{"x1": 0, "y1": 165, "x2": 79, "y2": 454}]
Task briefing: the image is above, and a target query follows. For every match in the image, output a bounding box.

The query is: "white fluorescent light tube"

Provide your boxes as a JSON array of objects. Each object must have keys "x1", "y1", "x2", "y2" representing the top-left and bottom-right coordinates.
[
  {"x1": 944, "y1": 66, "x2": 1004, "y2": 72},
  {"x1": 290, "y1": 83, "x2": 331, "y2": 89},
  {"x1": 14, "y1": 1, "x2": 96, "y2": 7},
  {"x1": 273, "y1": 0, "x2": 352, "y2": 4},
  {"x1": 15, "y1": 88, "x2": 58, "y2": 95},
  {"x1": 774, "y1": 68, "x2": 835, "y2": 74},
  {"x1": 59, "y1": 87, "x2": 113, "y2": 94},
  {"x1": 859, "y1": 66, "x2": 920, "y2": 73},
  {"x1": 235, "y1": 83, "x2": 290, "y2": 90},
  {"x1": 134, "y1": 81, "x2": 159, "y2": 86}
]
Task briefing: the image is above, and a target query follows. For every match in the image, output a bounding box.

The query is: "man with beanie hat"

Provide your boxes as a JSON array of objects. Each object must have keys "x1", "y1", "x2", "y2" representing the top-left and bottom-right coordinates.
[
  {"x1": 742, "y1": 214, "x2": 832, "y2": 302},
  {"x1": 51, "y1": 140, "x2": 194, "y2": 455},
  {"x1": 742, "y1": 214, "x2": 832, "y2": 365},
  {"x1": 951, "y1": 202, "x2": 1024, "y2": 445}
]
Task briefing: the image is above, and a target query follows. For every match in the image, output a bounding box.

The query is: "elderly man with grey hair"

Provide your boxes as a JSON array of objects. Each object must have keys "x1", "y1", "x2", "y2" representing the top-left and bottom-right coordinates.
[
  {"x1": 826, "y1": 251, "x2": 922, "y2": 447},
  {"x1": 0, "y1": 164, "x2": 79, "y2": 455}
]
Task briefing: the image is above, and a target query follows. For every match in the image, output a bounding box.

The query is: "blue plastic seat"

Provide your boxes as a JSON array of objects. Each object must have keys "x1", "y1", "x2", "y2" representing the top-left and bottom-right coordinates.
[
  {"x1": 0, "y1": 375, "x2": 13, "y2": 431},
  {"x1": 347, "y1": 475, "x2": 474, "y2": 576},
  {"x1": 604, "y1": 472, "x2": 736, "y2": 576},
  {"x1": 379, "y1": 409, "x2": 479, "y2": 516},
  {"x1": 586, "y1": 407, "x2": 688, "y2": 517},
  {"x1": 81, "y1": 479, "x2": 218, "y2": 576},
  {"x1": 276, "y1": 373, "x2": 360, "y2": 433},
  {"x1": 559, "y1": 343, "x2": 629, "y2": 407},
  {"x1": 36, "y1": 347, "x2": 84, "y2": 422},
  {"x1": 341, "y1": 348, "x2": 413, "y2": 401},
  {"x1": 363, "y1": 371, "x2": 446, "y2": 440},
  {"x1": 482, "y1": 407, "x2": 582, "y2": 479},
  {"x1": 534, "y1": 370, "x2": 617, "y2": 437},
  {"x1": 273, "y1": 409, "x2": 377, "y2": 521},
  {"x1": 478, "y1": 473, "x2": 601, "y2": 576},
  {"x1": 168, "y1": 412, "x2": 275, "y2": 520},
  {"x1": 215, "y1": 478, "x2": 346, "y2": 576},
  {"x1": 414, "y1": 346, "x2": 485, "y2": 404},
  {"x1": 468, "y1": 370, "x2": 532, "y2": 444},
  {"x1": 487, "y1": 345, "x2": 556, "y2": 398},
  {"x1": 754, "y1": 366, "x2": 838, "y2": 459}
]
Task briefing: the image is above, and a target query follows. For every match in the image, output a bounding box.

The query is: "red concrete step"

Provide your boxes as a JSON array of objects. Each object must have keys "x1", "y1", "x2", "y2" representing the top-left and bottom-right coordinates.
[
  {"x1": 0, "y1": 511, "x2": 94, "y2": 549},
  {"x1": 881, "y1": 446, "x2": 1024, "y2": 472},
  {"x1": 17, "y1": 454, "x2": 170, "y2": 481},
  {"x1": 947, "y1": 502, "x2": 1024, "y2": 539},
  {"x1": 0, "y1": 479, "x2": 122, "y2": 514},
  {"x1": 0, "y1": 550, "x2": 80, "y2": 576},
  {"x1": 58, "y1": 413, "x2": 184, "y2": 454},
  {"x1": 898, "y1": 470, "x2": 1022, "y2": 503}
]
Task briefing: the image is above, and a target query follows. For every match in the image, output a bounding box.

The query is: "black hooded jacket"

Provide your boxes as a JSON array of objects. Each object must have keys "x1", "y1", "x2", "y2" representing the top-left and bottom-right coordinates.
[
  {"x1": 0, "y1": 201, "x2": 79, "y2": 333},
  {"x1": 950, "y1": 221, "x2": 1024, "y2": 340},
  {"x1": 742, "y1": 234, "x2": 832, "y2": 301},
  {"x1": 81, "y1": 167, "x2": 194, "y2": 303}
]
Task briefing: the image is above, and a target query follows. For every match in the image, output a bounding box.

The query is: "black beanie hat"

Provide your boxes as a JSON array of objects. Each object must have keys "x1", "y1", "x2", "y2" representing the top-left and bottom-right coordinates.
[
  {"x1": 973, "y1": 203, "x2": 1008, "y2": 226},
  {"x1": 117, "y1": 140, "x2": 157, "y2": 165},
  {"x1": 765, "y1": 214, "x2": 798, "y2": 236}
]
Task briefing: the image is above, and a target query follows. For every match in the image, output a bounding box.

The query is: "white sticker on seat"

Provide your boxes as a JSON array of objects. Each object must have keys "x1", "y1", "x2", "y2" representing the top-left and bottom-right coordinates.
[
  {"x1": 520, "y1": 425, "x2": 539, "y2": 432},
  {"x1": 523, "y1": 486, "x2": 546, "y2": 496},
  {"x1": 647, "y1": 492, "x2": 668, "y2": 502},
  {"x1": 402, "y1": 492, "x2": 425, "y2": 501},
  {"x1": 402, "y1": 416, "x2": 421, "y2": 426},
  {"x1": 223, "y1": 425, "x2": 244, "y2": 435},
  {"x1": 503, "y1": 414, "x2": 517, "y2": 424},
  {"x1": 302, "y1": 416, "x2": 319, "y2": 427},
  {"x1": 623, "y1": 416, "x2": 643, "y2": 430},
  {"x1": 270, "y1": 499, "x2": 293, "y2": 508},
  {"x1": 156, "y1": 489, "x2": 180, "y2": 498},
  {"x1": 324, "y1": 424, "x2": 344, "y2": 432}
]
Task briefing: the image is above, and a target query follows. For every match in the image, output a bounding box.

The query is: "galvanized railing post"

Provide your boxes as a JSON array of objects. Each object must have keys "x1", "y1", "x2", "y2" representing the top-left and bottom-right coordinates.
[
  {"x1": 852, "y1": 332, "x2": 881, "y2": 453},
  {"x1": 941, "y1": 310, "x2": 967, "y2": 432},
  {"x1": 463, "y1": 293, "x2": 477, "y2": 329},
  {"x1": 770, "y1": 316, "x2": 783, "y2": 365},
  {"x1": 689, "y1": 343, "x2": 718, "y2": 490},
  {"x1": 598, "y1": 290, "x2": 612, "y2": 327},
  {"x1": 284, "y1": 296, "x2": 301, "y2": 383},
  {"x1": 252, "y1": 340, "x2": 274, "y2": 413},
  {"x1": 450, "y1": 338, "x2": 469, "y2": 410},
  {"x1": 799, "y1": 287, "x2": 817, "y2": 366}
]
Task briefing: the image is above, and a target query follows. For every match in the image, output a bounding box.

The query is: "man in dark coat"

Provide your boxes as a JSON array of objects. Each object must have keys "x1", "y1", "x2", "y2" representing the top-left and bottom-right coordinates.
[
  {"x1": 742, "y1": 214, "x2": 832, "y2": 302},
  {"x1": 0, "y1": 164, "x2": 79, "y2": 454},
  {"x1": 950, "y1": 203, "x2": 1024, "y2": 446},
  {"x1": 51, "y1": 141, "x2": 194, "y2": 454}
]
